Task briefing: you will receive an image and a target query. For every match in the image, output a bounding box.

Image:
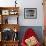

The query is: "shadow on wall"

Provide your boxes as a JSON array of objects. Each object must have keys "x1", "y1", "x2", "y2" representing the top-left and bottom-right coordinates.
[{"x1": 18, "y1": 26, "x2": 43, "y2": 44}]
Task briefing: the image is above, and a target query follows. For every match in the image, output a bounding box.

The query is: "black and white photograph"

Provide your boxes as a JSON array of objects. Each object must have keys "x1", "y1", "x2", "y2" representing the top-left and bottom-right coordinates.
[{"x1": 24, "y1": 8, "x2": 37, "y2": 19}]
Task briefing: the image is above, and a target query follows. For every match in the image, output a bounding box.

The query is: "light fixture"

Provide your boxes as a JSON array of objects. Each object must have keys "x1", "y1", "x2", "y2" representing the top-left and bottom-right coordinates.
[{"x1": 15, "y1": 0, "x2": 17, "y2": 7}]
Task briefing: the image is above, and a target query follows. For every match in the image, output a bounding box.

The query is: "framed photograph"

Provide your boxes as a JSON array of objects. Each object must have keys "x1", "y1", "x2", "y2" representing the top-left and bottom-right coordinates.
[
  {"x1": 24, "y1": 8, "x2": 37, "y2": 19},
  {"x1": 2, "y1": 10, "x2": 9, "y2": 15},
  {"x1": 9, "y1": 10, "x2": 18, "y2": 15}
]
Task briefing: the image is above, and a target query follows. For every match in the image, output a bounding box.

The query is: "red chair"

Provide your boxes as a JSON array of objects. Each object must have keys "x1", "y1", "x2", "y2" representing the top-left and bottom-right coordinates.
[{"x1": 21, "y1": 28, "x2": 41, "y2": 46}]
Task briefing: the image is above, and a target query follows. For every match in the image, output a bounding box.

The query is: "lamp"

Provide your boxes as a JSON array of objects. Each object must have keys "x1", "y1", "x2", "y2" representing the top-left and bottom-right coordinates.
[{"x1": 15, "y1": 0, "x2": 17, "y2": 7}]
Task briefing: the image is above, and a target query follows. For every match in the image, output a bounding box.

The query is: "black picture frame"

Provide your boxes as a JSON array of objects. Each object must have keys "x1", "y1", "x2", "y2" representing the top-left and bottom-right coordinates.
[{"x1": 24, "y1": 8, "x2": 37, "y2": 19}]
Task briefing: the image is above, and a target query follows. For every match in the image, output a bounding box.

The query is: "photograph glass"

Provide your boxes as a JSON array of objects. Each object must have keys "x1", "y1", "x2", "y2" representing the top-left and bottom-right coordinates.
[{"x1": 24, "y1": 8, "x2": 37, "y2": 19}]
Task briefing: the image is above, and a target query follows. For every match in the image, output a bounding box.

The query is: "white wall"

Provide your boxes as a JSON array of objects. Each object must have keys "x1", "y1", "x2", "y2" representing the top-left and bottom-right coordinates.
[
  {"x1": 0, "y1": 0, "x2": 43, "y2": 26},
  {"x1": 17, "y1": 0, "x2": 44, "y2": 26}
]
